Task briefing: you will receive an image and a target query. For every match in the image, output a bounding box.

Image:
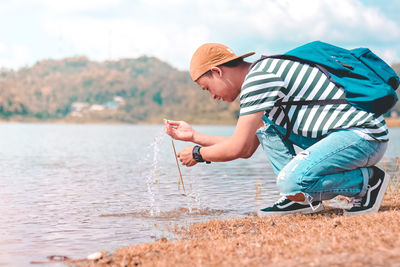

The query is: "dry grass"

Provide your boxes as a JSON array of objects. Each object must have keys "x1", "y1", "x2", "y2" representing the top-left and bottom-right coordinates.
[
  {"x1": 383, "y1": 157, "x2": 400, "y2": 195},
  {"x1": 70, "y1": 191, "x2": 400, "y2": 267}
]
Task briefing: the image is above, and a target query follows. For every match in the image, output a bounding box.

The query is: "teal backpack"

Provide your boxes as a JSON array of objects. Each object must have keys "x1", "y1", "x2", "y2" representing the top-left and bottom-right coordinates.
[{"x1": 253, "y1": 41, "x2": 399, "y2": 116}]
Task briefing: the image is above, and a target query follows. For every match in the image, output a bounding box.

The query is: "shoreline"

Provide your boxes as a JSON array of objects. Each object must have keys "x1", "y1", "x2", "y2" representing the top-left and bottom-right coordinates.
[{"x1": 69, "y1": 192, "x2": 400, "y2": 266}]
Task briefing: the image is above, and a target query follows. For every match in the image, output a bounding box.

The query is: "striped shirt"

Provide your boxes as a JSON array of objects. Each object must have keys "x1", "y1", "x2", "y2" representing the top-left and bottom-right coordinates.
[{"x1": 240, "y1": 58, "x2": 388, "y2": 142}]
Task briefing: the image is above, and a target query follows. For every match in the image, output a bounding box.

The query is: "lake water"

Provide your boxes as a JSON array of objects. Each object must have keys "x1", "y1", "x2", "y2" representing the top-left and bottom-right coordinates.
[{"x1": 0, "y1": 123, "x2": 399, "y2": 266}]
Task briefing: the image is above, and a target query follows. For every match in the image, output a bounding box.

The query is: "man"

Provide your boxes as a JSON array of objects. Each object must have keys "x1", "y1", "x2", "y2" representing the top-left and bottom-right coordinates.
[{"x1": 164, "y1": 43, "x2": 390, "y2": 216}]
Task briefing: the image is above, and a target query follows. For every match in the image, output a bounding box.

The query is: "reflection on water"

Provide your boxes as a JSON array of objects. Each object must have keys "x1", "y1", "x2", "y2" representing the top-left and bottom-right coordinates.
[{"x1": 0, "y1": 123, "x2": 399, "y2": 266}]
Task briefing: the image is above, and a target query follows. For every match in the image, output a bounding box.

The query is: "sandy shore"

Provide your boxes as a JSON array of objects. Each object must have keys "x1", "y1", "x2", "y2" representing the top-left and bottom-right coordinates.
[{"x1": 68, "y1": 191, "x2": 400, "y2": 267}]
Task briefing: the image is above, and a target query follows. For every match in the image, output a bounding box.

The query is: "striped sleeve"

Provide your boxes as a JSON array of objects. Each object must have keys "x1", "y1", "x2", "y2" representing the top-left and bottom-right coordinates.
[{"x1": 239, "y1": 71, "x2": 286, "y2": 116}]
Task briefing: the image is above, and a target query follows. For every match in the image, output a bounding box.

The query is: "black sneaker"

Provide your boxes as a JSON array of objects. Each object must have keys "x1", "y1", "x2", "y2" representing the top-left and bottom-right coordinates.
[
  {"x1": 344, "y1": 166, "x2": 390, "y2": 216},
  {"x1": 257, "y1": 196, "x2": 324, "y2": 217}
]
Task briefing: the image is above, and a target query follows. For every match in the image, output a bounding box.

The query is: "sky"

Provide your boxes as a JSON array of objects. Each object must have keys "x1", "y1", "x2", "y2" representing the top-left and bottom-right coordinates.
[{"x1": 0, "y1": 0, "x2": 399, "y2": 71}]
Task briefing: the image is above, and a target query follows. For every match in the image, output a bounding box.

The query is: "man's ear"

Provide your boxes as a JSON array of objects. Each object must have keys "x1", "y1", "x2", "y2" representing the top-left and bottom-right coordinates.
[{"x1": 210, "y1": 66, "x2": 222, "y2": 77}]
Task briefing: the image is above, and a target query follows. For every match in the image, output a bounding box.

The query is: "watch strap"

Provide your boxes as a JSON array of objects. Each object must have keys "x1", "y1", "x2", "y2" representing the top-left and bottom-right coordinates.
[{"x1": 192, "y1": 145, "x2": 211, "y2": 164}]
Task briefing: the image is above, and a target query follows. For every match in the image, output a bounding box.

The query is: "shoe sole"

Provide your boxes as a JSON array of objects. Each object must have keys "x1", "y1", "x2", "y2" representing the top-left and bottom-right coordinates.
[
  {"x1": 344, "y1": 172, "x2": 390, "y2": 216},
  {"x1": 257, "y1": 203, "x2": 324, "y2": 217}
]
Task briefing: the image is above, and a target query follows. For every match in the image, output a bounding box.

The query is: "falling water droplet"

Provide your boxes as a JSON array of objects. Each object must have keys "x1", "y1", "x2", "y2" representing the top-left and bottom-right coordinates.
[{"x1": 139, "y1": 129, "x2": 166, "y2": 216}]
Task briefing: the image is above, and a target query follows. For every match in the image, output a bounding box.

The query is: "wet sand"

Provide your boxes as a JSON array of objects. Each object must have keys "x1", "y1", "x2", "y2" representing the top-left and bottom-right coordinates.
[{"x1": 69, "y1": 191, "x2": 400, "y2": 267}]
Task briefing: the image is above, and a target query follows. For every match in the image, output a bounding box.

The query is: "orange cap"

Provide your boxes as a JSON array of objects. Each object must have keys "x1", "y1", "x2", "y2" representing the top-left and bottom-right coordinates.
[{"x1": 189, "y1": 43, "x2": 255, "y2": 81}]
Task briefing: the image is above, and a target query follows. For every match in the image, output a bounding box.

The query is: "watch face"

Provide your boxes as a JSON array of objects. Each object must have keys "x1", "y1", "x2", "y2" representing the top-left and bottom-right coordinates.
[{"x1": 194, "y1": 154, "x2": 201, "y2": 162}]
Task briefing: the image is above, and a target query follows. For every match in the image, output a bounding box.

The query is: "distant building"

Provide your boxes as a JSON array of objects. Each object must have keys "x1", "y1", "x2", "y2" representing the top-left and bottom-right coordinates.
[
  {"x1": 71, "y1": 102, "x2": 89, "y2": 112},
  {"x1": 90, "y1": 104, "x2": 105, "y2": 111},
  {"x1": 69, "y1": 96, "x2": 124, "y2": 117},
  {"x1": 102, "y1": 101, "x2": 118, "y2": 109},
  {"x1": 70, "y1": 102, "x2": 90, "y2": 117},
  {"x1": 102, "y1": 96, "x2": 125, "y2": 110}
]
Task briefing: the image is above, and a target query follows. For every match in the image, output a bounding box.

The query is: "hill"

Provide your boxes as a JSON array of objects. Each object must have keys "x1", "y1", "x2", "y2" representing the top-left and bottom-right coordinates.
[
  {"x1": 0, "y1": 56, "x2": 238, "y2": 124},
  {"x1": 0, "y1": 57, "x2": 399, "y2": 124}
]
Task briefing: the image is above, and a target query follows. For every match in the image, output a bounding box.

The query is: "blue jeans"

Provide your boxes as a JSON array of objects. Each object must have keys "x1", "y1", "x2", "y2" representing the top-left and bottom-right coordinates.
[{"x1": 256, "y1": 117, "x2": 388, "y2": 202}]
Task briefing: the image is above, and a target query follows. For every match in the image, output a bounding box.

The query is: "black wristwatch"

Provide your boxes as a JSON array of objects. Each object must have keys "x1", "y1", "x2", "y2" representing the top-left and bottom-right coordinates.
[{"x1": 192, "y1": 145, "x2": 211, "y2": 164}]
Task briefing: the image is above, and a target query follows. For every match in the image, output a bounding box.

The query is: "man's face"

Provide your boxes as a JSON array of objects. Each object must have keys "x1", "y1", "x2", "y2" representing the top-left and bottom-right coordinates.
[{"x1": 195, "y1": 69, "x2": 240, "y2": 102}]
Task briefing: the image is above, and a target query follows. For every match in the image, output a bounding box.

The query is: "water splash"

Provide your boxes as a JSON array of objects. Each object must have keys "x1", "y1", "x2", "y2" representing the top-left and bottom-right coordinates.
[
  {"x1": 183, "y1": 174, "x2": 204, "y2": 214},
  {"x1": 138, "y1": 128, "x2": 207, "y2": 217},
  {"x1": 139, "y1": 129, "x2": 166, "y2": 216},
  {"x1": 186, "y1": 191, "x2": 200, "y2": 213}
]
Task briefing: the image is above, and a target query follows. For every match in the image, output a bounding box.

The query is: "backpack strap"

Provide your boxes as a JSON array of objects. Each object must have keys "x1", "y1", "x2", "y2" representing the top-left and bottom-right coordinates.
[
  {"x1": 250, "y1": 55, "x2": 349, "y2": 140},
  {"x1": 250, "y1": 55, "x2": 343, "y2": 88},
  {"x1": 274, "y1": 99, "x2": 348, "y2": 140}
]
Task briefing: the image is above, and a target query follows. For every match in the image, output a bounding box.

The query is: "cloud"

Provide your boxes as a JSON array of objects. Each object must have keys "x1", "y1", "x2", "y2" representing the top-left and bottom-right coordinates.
[
  {"x1": 0, "y1": 42, "x2": 5, "y2": 54},
  {"x1": 42, "y1": 16, "x2": 210, "y2": 69},
  {"x1": 234, "y1": 0, "x2": 400, "y2": 62},
  {"x1": 2, "y1": 0, "x2": 400, "y2": 70},
  {"x1": 202, "y1": 0, "x2": 400, "y2": 44},
  {"x1": 0, "y1": 43, "x2": 31, "y2": 69},
  {"x1": 36, "y1": 0, "x2": 122, "y2": 12},
  {"x1": 373, "y1": 48, "x2": 399, "y2": 65}
]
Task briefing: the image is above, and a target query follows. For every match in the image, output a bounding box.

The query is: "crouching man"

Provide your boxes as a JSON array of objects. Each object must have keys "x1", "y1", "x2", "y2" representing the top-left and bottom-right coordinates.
[{"x1": 164, "y1": 43, "x2": 390, "y2": 216}]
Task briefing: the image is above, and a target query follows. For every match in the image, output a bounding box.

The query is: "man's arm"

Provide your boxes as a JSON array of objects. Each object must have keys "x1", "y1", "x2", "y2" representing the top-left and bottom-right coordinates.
[
  {"x1": 164, "y1": 119, "x2": 229, "y2": 146},
  {"x1": 176, "y1": 111, "x2": 264, "y2": 166}
]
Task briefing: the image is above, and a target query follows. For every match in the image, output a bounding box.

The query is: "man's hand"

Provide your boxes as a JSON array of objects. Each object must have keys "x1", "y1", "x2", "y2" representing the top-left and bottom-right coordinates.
[
  {"x1": 164, "y1": 119, "x2": 194, "y2": 142},
  {"x1": 177, "y1": 145, "x2": 197, "y2": 167}
]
